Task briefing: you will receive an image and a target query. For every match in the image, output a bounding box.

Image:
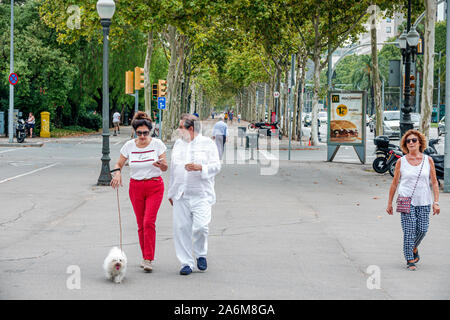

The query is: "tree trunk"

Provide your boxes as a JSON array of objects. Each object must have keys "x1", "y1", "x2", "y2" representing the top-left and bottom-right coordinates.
[
  {"x1": 268, "y1": 74, "x2": 275, "y2": 121},
  {"x1": 189, "y1": 80, "x2": 196, "y2": 114},
  {"x1": 144, "y1": 31, "x2": 154, "y2": 117},
  {"x1": 275, "y1": 65, "x2": 282, "y2": 123},
  {"x1": 163, "y1": 26, "x2": 186, "y2": 141},
  {"x1": 292, "y1": 55, "x2": 302, "y2": 140},
  {"x1": 311, "y1": 52, "x2": 320, "y2": 145},
  {"x1": 369, "y1": 3, "x2": 383, "y2": 137},
  {"x1": 283, "y1": 63, "x2": 289, "y2": 132},
  {"x1": 420, "y1": 0, "x2": 437, "y2": 138}
]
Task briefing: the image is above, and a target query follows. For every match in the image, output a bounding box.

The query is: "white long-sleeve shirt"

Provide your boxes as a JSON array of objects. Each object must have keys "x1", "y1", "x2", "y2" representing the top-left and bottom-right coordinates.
[{"x1": 168, "y1": 135, "x2": 221, "y2": 205}]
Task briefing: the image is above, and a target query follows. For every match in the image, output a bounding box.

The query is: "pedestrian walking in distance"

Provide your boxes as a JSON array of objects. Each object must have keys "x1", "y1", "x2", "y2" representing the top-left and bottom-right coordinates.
[
  {"x1": 212, "y1": 116, "x2": 228, "y2": 160},
  {"x1": 386, "y1": 129, "x2": 440, "y2": 271},
  {"x1": 112, "y1": 110, "x2": 121, "y2": 136},
  {"x1": 110, "y1": 111, "x2": 168, "y2": 273},
  {"x1": 168, "y1": 114, "x2": 221, "y2": 275}
]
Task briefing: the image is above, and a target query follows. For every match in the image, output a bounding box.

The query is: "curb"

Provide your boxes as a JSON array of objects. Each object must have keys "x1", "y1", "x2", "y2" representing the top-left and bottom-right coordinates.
[{"x1": 0, "y1": 142, "x2": 44, "y2": 147}]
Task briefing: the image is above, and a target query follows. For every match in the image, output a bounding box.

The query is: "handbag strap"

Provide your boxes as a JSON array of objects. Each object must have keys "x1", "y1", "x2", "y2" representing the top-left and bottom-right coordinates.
[{"x1": 409, "y1": 155, "x2": 425, "y2": 199}]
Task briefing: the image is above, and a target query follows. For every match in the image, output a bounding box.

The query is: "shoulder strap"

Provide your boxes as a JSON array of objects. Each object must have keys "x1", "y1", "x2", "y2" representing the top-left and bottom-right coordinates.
[{"x1": 410, "y1": 156, "x2": 425, "y2": 198}]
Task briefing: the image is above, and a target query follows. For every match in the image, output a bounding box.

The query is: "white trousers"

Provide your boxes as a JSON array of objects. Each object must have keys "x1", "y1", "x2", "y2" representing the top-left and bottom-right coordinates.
[{"x1": 173, "y1": 196, "x2": 211, "y2": 269}]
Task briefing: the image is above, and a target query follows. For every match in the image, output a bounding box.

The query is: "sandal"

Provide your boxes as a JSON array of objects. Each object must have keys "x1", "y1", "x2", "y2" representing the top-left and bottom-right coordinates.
[
  {"x1": 413, "y1": 250, "x2": 420, "y2": 263},
  {"x1": 406, "y1": 262, "x2": 417, "y2": 271}
]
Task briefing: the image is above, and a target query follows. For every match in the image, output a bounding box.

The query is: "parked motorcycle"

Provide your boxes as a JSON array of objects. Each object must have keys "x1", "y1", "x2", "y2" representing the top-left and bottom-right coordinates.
[
  {"x1": 387, "y1": 138, "x2": 443, "y2": 180},
  {"x1": 424, "y1": 138, "x2": 444, "y2": 184},
  {"x1": 424, "y1": 138, "x2": 439, "y2": 155},
  {"x1": 16, "y1": 118, "x2": 26, "y2": 143},
  {"x1": 372, "y1": 135, "x2": 401, "y2": 174},
  {"x1": 248, "y1": 120, "x2": 282, "y2": 140}
]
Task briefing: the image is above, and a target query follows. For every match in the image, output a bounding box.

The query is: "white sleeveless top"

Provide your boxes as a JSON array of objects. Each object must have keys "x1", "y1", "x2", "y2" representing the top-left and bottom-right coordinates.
[{"x1": 398, "y1": 155, "x2": 432, "y2": 206}]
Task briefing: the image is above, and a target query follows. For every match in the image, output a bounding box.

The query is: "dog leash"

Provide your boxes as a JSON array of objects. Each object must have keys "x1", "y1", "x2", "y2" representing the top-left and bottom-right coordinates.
[{"x1": 116, "y1": 188, "x2": 123, "y2": 251}]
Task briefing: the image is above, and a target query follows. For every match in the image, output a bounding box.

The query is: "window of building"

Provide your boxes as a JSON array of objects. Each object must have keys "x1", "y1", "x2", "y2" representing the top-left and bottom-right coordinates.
[{"x1": 386, "y1": 26, "x2": 391, "y2": 33}]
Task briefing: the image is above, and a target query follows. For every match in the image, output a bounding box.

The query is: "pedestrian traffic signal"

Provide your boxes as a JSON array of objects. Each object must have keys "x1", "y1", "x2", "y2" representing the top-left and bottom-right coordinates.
[
  {"x1": 134, "y1": 67, "x2": 145, "y2": 90},
  {"x1": 152, "y1": 83, "x2": 158, "y2": 100},
  {"x1": 125, "y1": 71, "x2": 134, "y2": 94},
  {"x1": 158, "y1": 79, "x2": 167, "y2": 97}
]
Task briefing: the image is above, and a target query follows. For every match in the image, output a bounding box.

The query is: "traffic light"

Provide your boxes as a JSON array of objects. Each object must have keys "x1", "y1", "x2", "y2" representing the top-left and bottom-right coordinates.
[
  {"x1": 158, "y1": 79, "x2": 167, "y2": 97},
  {"x1": 134, "y1": 67, "x2": 145, "y2": 90},
  {"x1": 125, "y1": 71, "x2": 134, "y2": 94},
  {"x1": 152, "y1": 83, "x2": 158, "y2": 101},
  {"x1": 410, "y1": 75, "x2": 416, "y2": 96}
]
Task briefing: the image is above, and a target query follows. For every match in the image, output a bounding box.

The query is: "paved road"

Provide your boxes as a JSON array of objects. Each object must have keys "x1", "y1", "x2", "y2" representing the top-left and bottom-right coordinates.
[{"x1": 0, "y1": 124, "x2": 449, "y2": 299}]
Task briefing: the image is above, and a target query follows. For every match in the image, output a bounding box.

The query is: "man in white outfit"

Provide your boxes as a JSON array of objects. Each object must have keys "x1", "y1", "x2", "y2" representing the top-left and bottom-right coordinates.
[{"x1": 168, "y1": 114, "x2": 221, "y2": 275}]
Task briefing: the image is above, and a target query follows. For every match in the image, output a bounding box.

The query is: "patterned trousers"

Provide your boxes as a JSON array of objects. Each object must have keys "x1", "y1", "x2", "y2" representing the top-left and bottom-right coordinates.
[{"x1": 400, "y1": 205, "x2": 431, "y2": 261}]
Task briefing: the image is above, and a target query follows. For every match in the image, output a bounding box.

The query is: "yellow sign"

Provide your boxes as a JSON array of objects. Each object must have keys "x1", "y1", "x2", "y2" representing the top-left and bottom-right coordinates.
[{"x1": 336, "y1": 104, "x2": 348, "y2": 117}]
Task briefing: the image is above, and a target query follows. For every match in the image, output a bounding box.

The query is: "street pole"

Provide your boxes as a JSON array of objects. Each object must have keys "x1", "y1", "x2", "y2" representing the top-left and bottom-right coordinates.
[
  {"x1": 415, "y1": 67, "x2": 420, "y2": 113},
  {"x1": 159, "y1": 109, "x2": 162, "y2": 139},
  {"x1": 444, "y1": 0, "x2": 450, "y2": 193},
  {"x1": 135, "y1": 90, "x2": 138, "y2": 115},
  {"x1": 134, "y1": 89, "x2": 138, "y2": 138},
  {"x1": 288, "y1": 54, "x2": 295, "y2": 160},
  {"x1": 437, "y1": 51, "x2": 442, "y2": 121},
  {"x1": 97, "y1": 18, "x2": 112, "y2": 186},
  {"x1": 400, "y1": 0, "x2": 414, "y2": 138},
  {"x1": 8, "y1": 0, "x2": 14, "y2": 143}
]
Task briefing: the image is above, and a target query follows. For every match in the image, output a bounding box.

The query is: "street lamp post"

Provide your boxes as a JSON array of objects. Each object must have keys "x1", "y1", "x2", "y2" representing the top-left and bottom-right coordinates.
[
  {"x1": 9, "y1": 0, "x2": 14, "y2": 143},
  {"x1": 96, "y1": 0, "x2": 115, "y2": 186},
  {"x1": 398, "y1": 0, "x2": 420, "y2": 138}
]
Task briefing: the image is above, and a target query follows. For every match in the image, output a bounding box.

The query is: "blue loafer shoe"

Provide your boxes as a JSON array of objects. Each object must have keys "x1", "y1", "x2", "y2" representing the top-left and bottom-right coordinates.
[
  {"x1": 180, "y1": 266, "x2": 192, "y2": 275},
  {"x1": 197, "y1": 257, "x2": 207, "y2": 271}
]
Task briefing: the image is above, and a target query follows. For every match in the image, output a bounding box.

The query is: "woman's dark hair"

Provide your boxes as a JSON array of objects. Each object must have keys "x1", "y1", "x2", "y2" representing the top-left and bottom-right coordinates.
[{"x1": 131, "y1": 111, "x2": 152, "y2": 131}]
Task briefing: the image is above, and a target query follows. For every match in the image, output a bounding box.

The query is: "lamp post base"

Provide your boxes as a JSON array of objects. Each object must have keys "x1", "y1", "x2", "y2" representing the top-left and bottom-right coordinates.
[{"x1": 97, "y1": 132, "x2": 111, "y2": 186}]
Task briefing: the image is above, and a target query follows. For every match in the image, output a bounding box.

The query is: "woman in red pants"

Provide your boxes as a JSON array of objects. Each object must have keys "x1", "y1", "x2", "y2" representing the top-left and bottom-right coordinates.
[{"x1": 111, "y1": 111, "x2": 168, "y2": 272}]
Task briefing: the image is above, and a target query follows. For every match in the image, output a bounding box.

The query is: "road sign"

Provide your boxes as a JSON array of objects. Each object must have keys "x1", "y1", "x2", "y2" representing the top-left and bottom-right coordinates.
[
  {"x1": 158, "y1": 97, "x2": 166, "y2": 110},
  {"x1": 9, "y1": 73, "x2": 18, "y2": 86},
  {"x1": 274, "y1": 91, "x2": 280, "y2": 99}
]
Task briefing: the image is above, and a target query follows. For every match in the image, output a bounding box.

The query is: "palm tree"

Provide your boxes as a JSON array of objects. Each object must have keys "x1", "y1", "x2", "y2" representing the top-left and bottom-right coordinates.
[{"x1": 351, "y1": 55, "x2": 382, "y2": 115}]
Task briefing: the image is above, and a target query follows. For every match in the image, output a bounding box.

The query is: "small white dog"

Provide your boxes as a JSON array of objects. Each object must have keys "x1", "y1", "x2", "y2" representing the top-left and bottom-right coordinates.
[{"x1": 103, "y1": 247, "x2": 127, "y2": 283}]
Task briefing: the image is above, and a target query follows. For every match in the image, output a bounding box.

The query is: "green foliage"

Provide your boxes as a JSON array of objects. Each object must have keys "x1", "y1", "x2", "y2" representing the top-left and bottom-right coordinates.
[{"x1": 77, "y1": 111, "x2": 102, "y2": 131}]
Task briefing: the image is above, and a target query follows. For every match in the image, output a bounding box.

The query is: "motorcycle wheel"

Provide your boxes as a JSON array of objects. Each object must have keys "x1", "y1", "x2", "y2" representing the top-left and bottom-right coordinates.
[
  {"x1": 388, "y1": 158, "x2": 398, "y2": 177},
  {"x1": 372, "y1": 157, "x2": 388, "y2": 173},
  {"x1": 17, "y1": 134, "x2": 25, "y2": 143}
]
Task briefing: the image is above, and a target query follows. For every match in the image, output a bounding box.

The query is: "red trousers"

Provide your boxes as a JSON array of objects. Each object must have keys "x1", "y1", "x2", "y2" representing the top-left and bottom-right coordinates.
[{"x1": 129, "y1": 177, "x2": 164, "y2": 261}]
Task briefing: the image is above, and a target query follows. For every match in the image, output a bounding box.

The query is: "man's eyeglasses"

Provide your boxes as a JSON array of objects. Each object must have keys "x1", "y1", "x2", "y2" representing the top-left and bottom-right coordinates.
[
  {"x1": 406, "y1": 138, "x2": 418, "y2": 144},
  {"x1": 136, "y1": 131, "x2": 150, "y2": 136}
]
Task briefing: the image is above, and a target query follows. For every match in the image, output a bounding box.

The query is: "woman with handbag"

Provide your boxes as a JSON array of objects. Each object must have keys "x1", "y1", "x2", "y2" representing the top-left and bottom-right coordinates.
[
  {"x1": 110, "y1": 111, "x2": 168, "y2": 273},
  {"x1": 386, "y1": 130, "x2": 440, "y2": 271}
]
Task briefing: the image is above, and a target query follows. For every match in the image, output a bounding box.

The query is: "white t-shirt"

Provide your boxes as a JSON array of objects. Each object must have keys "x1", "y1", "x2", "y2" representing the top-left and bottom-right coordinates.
[
  {"x1": 113, "y1": 112, "x2": 121, "y2": 123},
  {"x1": 120, "y1": 138, "x2": 167, "y2": 180}
]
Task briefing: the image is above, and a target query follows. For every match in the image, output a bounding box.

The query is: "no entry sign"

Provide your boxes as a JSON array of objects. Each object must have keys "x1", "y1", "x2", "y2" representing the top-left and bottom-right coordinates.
[{"x1": 9, "y1": 73, "x2": 18, "y2": 86}]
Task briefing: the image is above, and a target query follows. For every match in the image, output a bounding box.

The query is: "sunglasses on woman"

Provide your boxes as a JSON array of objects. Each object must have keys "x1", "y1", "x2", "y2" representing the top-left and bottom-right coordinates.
[
  {"x1": 136, "y1": 130, "x2": 150, "y2": 136},
  {"x1": 406, "y1": 138, "x2": 418, "y2": 144}
]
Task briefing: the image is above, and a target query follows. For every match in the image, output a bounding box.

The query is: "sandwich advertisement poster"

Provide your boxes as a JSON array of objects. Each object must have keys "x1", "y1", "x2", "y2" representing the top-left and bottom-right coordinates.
[{"x1": 328, "y1": 92, "x2": 365, "y2": 145}]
